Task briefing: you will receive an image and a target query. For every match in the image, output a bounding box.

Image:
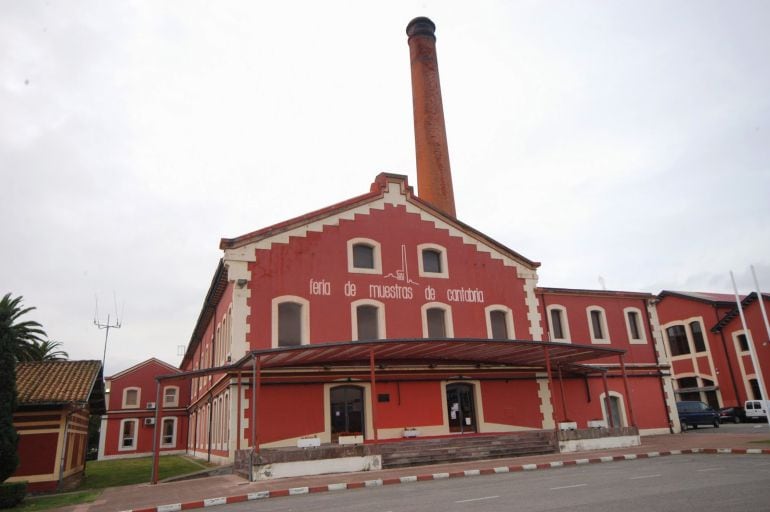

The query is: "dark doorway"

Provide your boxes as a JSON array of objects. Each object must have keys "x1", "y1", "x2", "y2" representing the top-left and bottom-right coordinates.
[
  {"x1": 607, "y1": 395, "x2": 623, "y2": 427},
  {"x1": 330, "y1": 386, "x2": 365, "y2": 441},
  {"x1": 446, "y1": 383, "x2": 477, "y2": 433}
]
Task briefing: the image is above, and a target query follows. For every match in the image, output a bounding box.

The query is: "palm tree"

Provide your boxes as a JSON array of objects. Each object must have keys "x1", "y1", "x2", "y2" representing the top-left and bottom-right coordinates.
[
  {"x1": 0, "y1": 293, "x2": 47, "y2": 362},
  {"x1": 25, "y1": 340, "x2": 68, "y2": 361}
]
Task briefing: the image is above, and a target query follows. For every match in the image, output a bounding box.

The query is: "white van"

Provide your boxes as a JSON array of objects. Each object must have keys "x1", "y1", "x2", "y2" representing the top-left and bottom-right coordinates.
[{"x1": 744, "y1": 400, "x2": 770, "y2": 421}]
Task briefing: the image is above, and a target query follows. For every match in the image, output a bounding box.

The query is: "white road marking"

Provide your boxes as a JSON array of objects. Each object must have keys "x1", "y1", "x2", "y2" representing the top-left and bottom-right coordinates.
[
  {"x1": 696, "y1": 467, "x2": 723, "y2": 472},
  {"x1": 550, "y1": 484, "x2": 588, "y2": 490},
  {"x1": 455, "y1": 496, "x2": 500, "y2": 503},
  {"x1": 629, "y1": 474, "x2": 661, "y2": 480}
]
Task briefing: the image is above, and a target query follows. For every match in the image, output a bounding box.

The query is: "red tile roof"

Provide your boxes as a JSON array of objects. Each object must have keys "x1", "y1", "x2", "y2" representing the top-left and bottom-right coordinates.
[{"x1": 16, "y1": 360, "x2": 103, "y2": 407}]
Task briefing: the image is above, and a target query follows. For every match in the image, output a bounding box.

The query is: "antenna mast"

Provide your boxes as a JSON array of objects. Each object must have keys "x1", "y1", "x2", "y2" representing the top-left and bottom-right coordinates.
[{"x1": 94, "y1": 293, "x2": 123, "y2": 373}]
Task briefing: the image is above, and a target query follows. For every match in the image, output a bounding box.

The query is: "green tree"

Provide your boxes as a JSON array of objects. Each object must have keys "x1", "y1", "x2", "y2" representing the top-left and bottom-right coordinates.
[
  {"x1": 0, "y1": 294, "x2": 46, "y2": 482},
  {"x1": 25, "y1": 339, "x2": 69, "y2": 361},
  {"x1": 0, "y1": 294, "x2": 47, "y2": 362}
]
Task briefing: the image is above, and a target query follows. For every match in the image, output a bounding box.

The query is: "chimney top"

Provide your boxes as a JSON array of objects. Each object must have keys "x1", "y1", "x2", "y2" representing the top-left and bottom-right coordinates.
[{"x1": 406, "y1": 17, "x2": 436, "y2": 40}]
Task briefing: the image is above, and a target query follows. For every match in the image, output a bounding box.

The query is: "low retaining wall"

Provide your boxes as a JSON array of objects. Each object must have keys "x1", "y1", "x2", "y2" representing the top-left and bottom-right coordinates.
[{"x1": 558, "y1": 427, "x2": 640, "y2": 453}]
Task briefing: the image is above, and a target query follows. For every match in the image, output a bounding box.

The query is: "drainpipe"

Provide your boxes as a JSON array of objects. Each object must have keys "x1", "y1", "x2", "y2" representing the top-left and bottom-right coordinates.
[
  {"x1": 207, "y1": 395, "x2": 213, "y2": 463},
  {"x1": 714, "y1": 304, "x2": 742, "y2": 406}
]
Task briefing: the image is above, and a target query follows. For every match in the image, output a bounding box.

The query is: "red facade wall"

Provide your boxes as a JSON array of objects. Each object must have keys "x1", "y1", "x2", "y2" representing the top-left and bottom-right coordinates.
[
  {"x1": 246, "y1": 204, "x2": 530, "y2": 348},
  {"x1": 102, "y1": 359, "x2": 189, "y2": 458},
  {"x1": 480, "y1": 380, "x2": 543, "y2": 428},
  {"x1": 375, "y1": 381, "x2": 444, "y2": 428}
]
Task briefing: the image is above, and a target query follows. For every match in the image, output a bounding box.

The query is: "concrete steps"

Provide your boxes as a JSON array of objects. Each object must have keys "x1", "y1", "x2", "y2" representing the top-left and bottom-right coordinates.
[{"x1": 378, "y1": 431, "x2": 557, "y2": 468}]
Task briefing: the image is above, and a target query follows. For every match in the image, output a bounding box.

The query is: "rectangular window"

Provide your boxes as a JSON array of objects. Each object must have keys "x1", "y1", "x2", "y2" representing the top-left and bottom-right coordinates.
[
  {"x1": 590, "y1": 310, "x2": 604, "y2": 339},
  {"x1": 124, "y1": 389, "x2": 139, "y2": 408},
  {"x1": 738, "y1": 334, "x2": 749, "y2": 352},
  {"x1": 750, "y1": 379, "x2": 762, "y2": 400},
  {"x1": 690, "y1": 321, "x2": 706, "y2": 352},
  {"x1": 426, "y1": 308, "x2": 447, "y2": 338},
  {"x1": 352, "y1": 244, "x2": 375, "y2": 269},
  {"x1": 666, "y1": 325, "x2": 690, "y2": 356},
  {"x1": 278, "y1": 302, "x2": 302, "y2": 346},
  {"x1": 422, "y1": 249, "x2": 442, "y2": 273},
  {"x1": 163, "y1": 387, "x2": 178, "y2": 407},
  {"x1": 357, "y1": 305, "x2": 379, "y2": 340},
  {"x1": 550, "y1": 309, "x2": 564, "y2": 340},
  {"x1": 121, "y1": 420, "x2": 136, "y2": 449},
  {"x1": 627, "y1": 311, "x2": 641, "y2": 340},
  {"x1": 161, "y1": 418, "x2": 175, "y2": 447},
  {"x1": 490, "y1": 310, "x2": 508, "y2": 339}
]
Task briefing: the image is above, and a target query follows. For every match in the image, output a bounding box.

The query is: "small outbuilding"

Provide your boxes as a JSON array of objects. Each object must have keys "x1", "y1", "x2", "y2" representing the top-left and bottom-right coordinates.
[{"x1": 8, "y1": 360, "x2": 105, "y2": 492}]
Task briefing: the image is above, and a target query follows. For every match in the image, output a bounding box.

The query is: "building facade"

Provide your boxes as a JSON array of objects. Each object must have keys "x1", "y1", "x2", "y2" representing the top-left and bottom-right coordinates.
[{"x1": 98, "y1": 358, "x2": 188, "y2": 460}]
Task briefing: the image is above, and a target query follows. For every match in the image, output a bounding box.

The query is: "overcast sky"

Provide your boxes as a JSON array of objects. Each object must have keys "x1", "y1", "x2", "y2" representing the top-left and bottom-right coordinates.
[{"x1": 2, "y1": 1, "x2": 768, "y2": 375}]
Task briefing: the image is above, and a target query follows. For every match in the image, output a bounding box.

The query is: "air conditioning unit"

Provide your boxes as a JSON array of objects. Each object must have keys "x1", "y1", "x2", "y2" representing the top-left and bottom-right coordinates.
[
  {"x1": 144, "y1": 417, "x2": 155, "y2": 426},
  {"x1": 146, "y1": 402, "x2": 156, "y2": 409}
]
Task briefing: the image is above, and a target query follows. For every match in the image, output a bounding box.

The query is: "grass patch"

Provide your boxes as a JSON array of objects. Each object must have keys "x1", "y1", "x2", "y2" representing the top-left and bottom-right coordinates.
[
  {"x1": 80, "y1": 455, "x2": 211, "y2": 490},
  {"x1": 19, "y1": 490, "x2": 101, "y2": 511}
]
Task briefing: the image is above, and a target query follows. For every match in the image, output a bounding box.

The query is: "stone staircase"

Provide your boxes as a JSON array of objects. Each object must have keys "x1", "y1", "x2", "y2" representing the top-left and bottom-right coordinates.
[{"x1": 377, "y1": 431, "x2": 558, "y2": 468}]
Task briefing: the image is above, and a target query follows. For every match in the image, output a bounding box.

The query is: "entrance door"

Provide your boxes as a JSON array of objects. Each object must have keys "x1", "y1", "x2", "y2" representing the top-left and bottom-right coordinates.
[
  {"x1": 607, "y1": 395, "x2": 623, "y2": 428},
  {"x1": 446, "y1": 383, "x2": 477, "y2": 433},
  {"x1": 330, "y1": 386, "x2": 365, "y2": 441}
]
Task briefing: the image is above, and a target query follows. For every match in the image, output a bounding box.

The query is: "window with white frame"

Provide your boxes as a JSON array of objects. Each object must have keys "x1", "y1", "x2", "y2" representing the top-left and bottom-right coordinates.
[
  {"x1": 123, "y1": 387, "x2": 140, "y2": 409},
  {"x1": 420, "y1": 302, "x2": 454, "y2": 338},
  {"x1": 119, "y1": 418, "x2": 138, "y2": 450},
  {"x1": 666, "y1": 324, "x2": 690, "y2": 356},
  {"x1": 417, "y1": 243, "x2": 449, "y2": 278},
  {"x1": 587, "y1": 307, "x2": 610, "y2": 344},
  {"x1": 623, "y1": 307, "x2": 647, "y2": 344},
  {"x1": 272, "y1": 296, "x2": 310, "y2": 348},
  {"x1": 161, "y1": 417, "x2": 177, "y2": 448},
  {"x1": 347, "y1": 238, "x2": 382, "y2": 274},
  {"x1": 546, "y1": 305, "x2": 570, "y2": 342},
  {"x1": 690, "y1": 321, "x2": 707, "y2": 352},
  {"x1": 734, "y1": 331, "x2": 750, "y2": 352},
  {"x1": 163, "y1": 386, "x2": 179, "y2": 407},
  {"x1": 485, "y1": 305, "x2": 514, "y2": 340},
  {"x1": 352, "y1": 300, "x2": 386, "y2": 341}
]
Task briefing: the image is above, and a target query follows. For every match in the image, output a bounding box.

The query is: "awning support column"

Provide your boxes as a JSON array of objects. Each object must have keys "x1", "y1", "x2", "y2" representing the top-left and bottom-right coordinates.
[
  {"x1": 557, "y1": 365, "x2": 569, "y2": 421},
  {"x1": 619, "y1": 354, "x2": 637, "y2": 428},
  {"x1": 602, "y1": 371, "x2": 613, "y2": 428},
  {"x1": 542, "y1": 345, "x2": 558, "y2": 429},
  {"x1": 150, "y1": 379, "x2": 163, "y2": 484},
  {"x1": 252, "y1": 356, "x2": 262, "y2": 453},
  {"x1": 369, "y1": 348, "x2": 379, "y2": 443}
]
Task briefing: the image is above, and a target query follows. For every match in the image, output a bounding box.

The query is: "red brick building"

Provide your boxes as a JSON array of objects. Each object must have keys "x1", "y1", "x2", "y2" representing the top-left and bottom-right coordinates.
[
  {"x1": 657, "y1": 291, "x2": 770, "y2": 410},
  {"x1": 98, "y1": 358, "x2": 188, "y2": 460}
]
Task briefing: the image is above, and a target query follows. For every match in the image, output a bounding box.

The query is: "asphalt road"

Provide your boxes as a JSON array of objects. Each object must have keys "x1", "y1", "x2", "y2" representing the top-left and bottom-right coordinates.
[{"x1": 216, "y1": 455, "x2": 770, "y2": 512}]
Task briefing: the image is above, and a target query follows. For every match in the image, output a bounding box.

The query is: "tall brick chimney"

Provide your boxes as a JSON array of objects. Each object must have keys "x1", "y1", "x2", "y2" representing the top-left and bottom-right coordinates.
[{"x1": 406, "y1": 17, "x2": 457, "y2": 218}]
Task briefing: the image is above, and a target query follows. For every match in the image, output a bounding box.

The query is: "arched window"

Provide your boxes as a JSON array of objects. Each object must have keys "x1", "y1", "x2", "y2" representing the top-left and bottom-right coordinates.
[
  {"x1": 417, "y1": 243, "x2": 449, "y2": 278},
  {"x1": 485, "y1": 305, "x2": 514, "y2": 340},
  {"x1": 352, "y1": 300, "x2": 386, "y2": 340},
  {"x1": 347, "y1": 238, "x2": 382, "y2": 274},
  {"x1": 272, "y1": 296, "x2": 310, "y2": 347},
  {"x1": 546, "y1": 305, "x2": 571, "y2": 342},
  {"x1": 623, "y1": 307, "x2": 647, "y2": 344},
  {"x1": 586, "y1": 306, "x2": 610, "y2": 344},
  {"x1": 421, "y1": 303, "x2": 453, "y2": 338}
]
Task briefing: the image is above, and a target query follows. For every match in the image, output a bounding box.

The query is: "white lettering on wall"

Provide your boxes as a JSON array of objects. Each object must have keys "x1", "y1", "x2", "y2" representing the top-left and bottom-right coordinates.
[
  {"x1": 369, "y1": 284, "x2": 414, "y2": 300},
  {"x1": 424, "y1": 286, "x2": 436, "y2": 301},
  {"x1": 446, "y1": 288, "x2": 485, "y2": 303},
  {"x1": 309, "y1": 278, "x2": 331, "y2": 296},
  {"x1": 344, "y1": 281, "x2": 357, "y2": 297}
]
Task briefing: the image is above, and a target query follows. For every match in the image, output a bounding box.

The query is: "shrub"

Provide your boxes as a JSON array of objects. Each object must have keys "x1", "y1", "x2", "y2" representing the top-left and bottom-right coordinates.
[{"x1": 0, "y1": 482, "x2": 27, "y2": 509}]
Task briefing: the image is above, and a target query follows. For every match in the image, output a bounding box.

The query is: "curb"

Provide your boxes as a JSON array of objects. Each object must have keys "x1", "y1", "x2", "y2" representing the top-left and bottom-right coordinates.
[{"x1": 123, "y1": 448, "x2": 770, "y2": 512}]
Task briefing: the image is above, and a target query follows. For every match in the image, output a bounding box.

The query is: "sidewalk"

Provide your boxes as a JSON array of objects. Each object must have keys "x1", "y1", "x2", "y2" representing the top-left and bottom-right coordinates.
[{"x1": 70, "y1": 430, "x2": 770, "y2": 512}]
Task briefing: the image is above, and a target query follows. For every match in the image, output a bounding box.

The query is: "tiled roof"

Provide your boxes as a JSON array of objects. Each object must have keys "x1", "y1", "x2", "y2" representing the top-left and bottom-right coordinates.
[
  {"x1": 659, "y1": 290, "x2": 742, "y2": 304},
  {"x1": 16, "y1": 360, "x2": 103, "y2": 406}
]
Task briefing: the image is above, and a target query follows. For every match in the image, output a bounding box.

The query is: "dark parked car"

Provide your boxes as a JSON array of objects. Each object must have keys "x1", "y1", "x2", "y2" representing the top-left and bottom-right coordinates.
[
  {"x1": 719, "y1": 406, "x2": 746, "y2": 423},
  {"x1": 677, "y1": 401, "x2": 720, "y2": 430}
]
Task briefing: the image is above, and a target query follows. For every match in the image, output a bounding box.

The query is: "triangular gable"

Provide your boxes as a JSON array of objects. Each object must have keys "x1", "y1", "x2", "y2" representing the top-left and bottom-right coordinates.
[
  {"x1": 220, "y1": 173, "x2": 539, "y2": 275},
  {"x1": 107, "y1": 357, "x2": 180, "y2": 381},
  {"x1": 710, "y1": 292, "x2": 770, "y2": 333}
]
